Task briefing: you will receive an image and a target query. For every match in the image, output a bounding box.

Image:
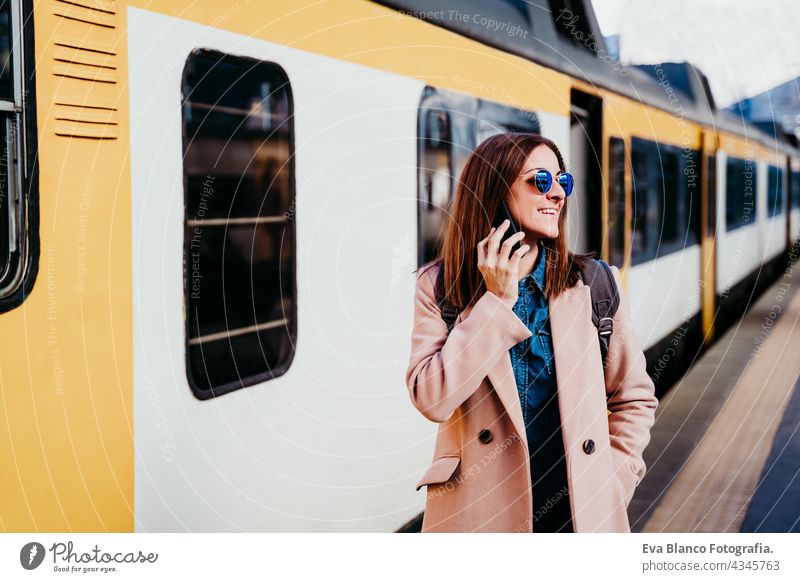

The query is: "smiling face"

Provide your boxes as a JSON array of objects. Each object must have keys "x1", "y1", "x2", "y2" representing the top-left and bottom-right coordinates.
[{"x1": 506, "y1": 143, "x2": 567, "y2": 240}]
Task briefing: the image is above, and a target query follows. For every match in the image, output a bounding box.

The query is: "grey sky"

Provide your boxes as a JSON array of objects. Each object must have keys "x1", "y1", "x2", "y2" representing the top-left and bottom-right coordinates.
[{"x1": 591, "y1": 0, "x2": 800, "y2": 108}]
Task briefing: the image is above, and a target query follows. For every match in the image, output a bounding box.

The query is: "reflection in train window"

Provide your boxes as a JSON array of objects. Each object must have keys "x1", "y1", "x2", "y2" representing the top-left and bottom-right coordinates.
[
  {"x1": 766, "y1": 165, "x2": 785, "y2": 218},
  {"x1": 630, "y1": 137, "x2": 700, "y2": 265},
  {"x1": 725, "y1": 157, "x2": 756, "y2": 231},
  {"x1": 181, "y1": 50, "x2": 296, "y2": 399},
  {"x1": 607, "y1": 137, "x2": 626, "y2": 267},
  {"x1": 0, "y1": 0, "x2": 35, "y2": 311}
]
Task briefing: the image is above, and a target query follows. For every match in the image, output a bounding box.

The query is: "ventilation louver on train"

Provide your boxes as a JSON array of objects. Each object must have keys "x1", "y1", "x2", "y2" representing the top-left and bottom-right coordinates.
[{"x1": 51, "y1": 0, "x2": 120, "y2": 140}]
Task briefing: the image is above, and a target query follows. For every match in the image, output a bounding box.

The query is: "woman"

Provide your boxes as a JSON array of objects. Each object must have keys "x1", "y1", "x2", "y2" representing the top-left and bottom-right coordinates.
[{"x1": 405, "y1": 132, "x2": 658, "y2": 533}]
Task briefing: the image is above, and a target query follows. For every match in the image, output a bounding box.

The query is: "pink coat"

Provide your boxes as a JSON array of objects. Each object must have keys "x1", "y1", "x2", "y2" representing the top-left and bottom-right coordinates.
[{"x1": 405, "y1": 261, "x2": 658, "y2": 532}]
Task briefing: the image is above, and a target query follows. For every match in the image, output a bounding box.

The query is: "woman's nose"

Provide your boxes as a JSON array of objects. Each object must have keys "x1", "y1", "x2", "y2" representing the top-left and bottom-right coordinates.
[{"x1": 547, "y1": 185, "x2": 564, "y2": 201}]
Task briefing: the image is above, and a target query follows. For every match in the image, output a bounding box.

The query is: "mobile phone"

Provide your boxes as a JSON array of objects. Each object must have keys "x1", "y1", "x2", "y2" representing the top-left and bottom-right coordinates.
[{"x1": 492, "y1": 201, "x2": 521, "y2": 256}]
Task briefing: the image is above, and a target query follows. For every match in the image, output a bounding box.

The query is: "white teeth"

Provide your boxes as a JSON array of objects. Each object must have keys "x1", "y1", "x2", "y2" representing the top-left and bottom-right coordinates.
[{"x1": 538, "y1": 209, "x2": 556, "y2": 215}]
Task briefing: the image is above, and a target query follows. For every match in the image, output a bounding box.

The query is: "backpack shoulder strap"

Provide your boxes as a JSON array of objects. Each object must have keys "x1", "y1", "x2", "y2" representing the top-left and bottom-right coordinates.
[
  {"x1": 434, "y1": 262, "x2": 459, "y2": 333},
  {"x1": 578, "y1": 259, "x2": 621, "y2": 367}
]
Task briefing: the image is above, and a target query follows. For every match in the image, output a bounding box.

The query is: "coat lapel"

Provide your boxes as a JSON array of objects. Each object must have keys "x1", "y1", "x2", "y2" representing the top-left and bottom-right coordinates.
[
  {"x1": 460, "y1": 280, "x2": 594, "y2": 454},
  {"x1": 454, "y1": 302, "x2": 529, "y2": 452},
  {"x1": 487, "y1": 357, "x2": 529, "y2": 454}
]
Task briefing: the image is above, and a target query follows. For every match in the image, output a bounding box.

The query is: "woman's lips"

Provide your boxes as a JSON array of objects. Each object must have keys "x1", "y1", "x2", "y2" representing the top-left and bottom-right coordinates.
[{"x1": 538, "y1": 208, "x2": 558, "y2": 216}]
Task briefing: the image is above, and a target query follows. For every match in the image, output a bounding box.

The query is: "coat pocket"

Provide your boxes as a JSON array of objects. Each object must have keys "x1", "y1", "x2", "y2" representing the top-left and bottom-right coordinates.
[{"x1": 415, "y1": 455, "x2": 461, "y2": 491}]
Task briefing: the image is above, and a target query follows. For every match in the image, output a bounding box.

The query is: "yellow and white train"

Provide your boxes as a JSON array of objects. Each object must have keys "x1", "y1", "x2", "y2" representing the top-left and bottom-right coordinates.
[{"x1": 1, "y1": 0, "x2": 798, "y2": 532}]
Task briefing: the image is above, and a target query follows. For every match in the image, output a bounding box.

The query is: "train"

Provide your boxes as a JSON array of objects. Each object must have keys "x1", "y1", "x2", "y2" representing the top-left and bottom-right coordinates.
[{"x1": 0, "y1": 0, "x2": 797, "y2": 533}]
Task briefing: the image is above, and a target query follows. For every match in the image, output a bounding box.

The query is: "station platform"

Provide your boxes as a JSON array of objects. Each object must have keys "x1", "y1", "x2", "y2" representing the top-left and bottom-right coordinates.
[{"x1": 631, "y1": 258, "x2": 800, "y2": 532}]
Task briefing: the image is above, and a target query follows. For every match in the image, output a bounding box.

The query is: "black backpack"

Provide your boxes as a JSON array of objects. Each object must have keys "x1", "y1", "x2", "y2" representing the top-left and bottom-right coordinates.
[{"x1": 434, "y1": 259, "x2": 620, "y2": 367}]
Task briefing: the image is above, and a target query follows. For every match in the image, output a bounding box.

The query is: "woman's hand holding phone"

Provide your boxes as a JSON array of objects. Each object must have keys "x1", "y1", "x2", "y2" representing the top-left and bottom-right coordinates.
[{"x1": 477, "y1": 219, "x2": 530, "y2": 308}]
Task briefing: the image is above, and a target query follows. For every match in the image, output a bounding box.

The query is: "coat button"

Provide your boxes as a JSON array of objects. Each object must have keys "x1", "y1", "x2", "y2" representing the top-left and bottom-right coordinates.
[
  {"x1": 583, "y1": 439, "x2": 595, "y2": 454},
  {"x1": 478, "y1": 429, "x2": 493, "y2": 444}
]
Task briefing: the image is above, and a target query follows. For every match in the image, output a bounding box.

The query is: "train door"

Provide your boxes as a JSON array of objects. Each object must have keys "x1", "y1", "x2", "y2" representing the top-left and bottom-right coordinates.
[
  {"x1": 700, "y1": 131, "x2": 718, "y2": 343},
  {"x1": 569, "y1": 89, "x2": 604, "y2": 255}
]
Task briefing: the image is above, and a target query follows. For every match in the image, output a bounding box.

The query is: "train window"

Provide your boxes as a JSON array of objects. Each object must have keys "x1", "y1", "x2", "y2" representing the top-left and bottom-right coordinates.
[
  {"x1": 181, "y1": 50, "x2": 296, "y2": 399},
  {"x1": 766, "y1": 165, "x2": 785, "y2": 217},
  {"x1": 475, "y1": 99, "x2": 541, "y2": 140},
  {"x1": 0, "y1": 3, "x2": 12, "y2": 98},
  {"x1": 725, "y1": 157, "x2": 756, "y2": 231},
  {"x1": 418, "y1": 108, "x2": 453, "y2": 265},
  {"x1": 607, "y1": 137, "x2": 626, "y2": 267},
  {"x1": 0, "y1": 0, "x2": 36, "y2": 311},
  {"x1": 792, "y1": 171, "x2": 800, "y2": 210},
  {"x1": 416, "y1": 86, "x2": 541, "y2": 266},
  {"x1": 630, "y1": 137, "x2": 700, "y2": 264},
  {"x1": 630, "y1": 142, "x2": 651, "y2": 261},
  {"x1": 660, "y1": 150, "x2": 681, "y2": 246},
  {"x1": 686, "y1": 149, "x2": 701, "y2": 244}
]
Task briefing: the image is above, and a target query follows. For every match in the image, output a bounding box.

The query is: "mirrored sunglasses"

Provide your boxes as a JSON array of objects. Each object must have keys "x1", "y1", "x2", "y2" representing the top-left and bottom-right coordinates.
[{"x1": 529, "y1": 169, "x2": 574, "y2": 197}]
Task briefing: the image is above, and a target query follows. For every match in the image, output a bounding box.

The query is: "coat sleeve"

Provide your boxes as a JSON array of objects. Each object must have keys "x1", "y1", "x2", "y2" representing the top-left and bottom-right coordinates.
[
  {"x1": 604, "y1": 265, "x2": 659, "y2": 507},
  {"x1": 405, "y1": 265, "x2": 532, "y2": 423}
]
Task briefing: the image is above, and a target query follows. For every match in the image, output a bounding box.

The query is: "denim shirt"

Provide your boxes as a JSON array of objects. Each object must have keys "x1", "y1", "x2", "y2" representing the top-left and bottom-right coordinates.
[{"x1": 509, "y1": 245, "x2": 572, "y2": 531}]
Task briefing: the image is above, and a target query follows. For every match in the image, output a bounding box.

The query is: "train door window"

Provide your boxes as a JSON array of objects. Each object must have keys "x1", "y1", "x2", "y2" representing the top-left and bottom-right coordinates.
[
  {"x1": 181, "y1": 50, "x2": 296, "y2": 399},
  {"x1": 0, "y1": 0, "x2": 36, "y2": 311},
  {"x1": 631, "y1": 139, "x2": 654, "y2": 263},
  {"x1": 725, "y1": 157, "x2": 756, "y2": 231},
  {"x1": 706, "y1": 155, "x2": 717, "y2": 235},
  {"x1": 607, "y1": 137, "x2": 626, "y2": 267},
  {"x1": 685, "y1": 148, "x2": 701, "y2": 246},
  {"x1": 767, "y1": 165, "x2": 784, "y2": 217}
]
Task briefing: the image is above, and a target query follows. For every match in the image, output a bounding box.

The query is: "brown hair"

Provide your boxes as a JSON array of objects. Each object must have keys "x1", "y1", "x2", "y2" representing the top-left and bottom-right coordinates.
[{"x1": 419, "y1": 132, "x2": 591, "y2": 309}]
